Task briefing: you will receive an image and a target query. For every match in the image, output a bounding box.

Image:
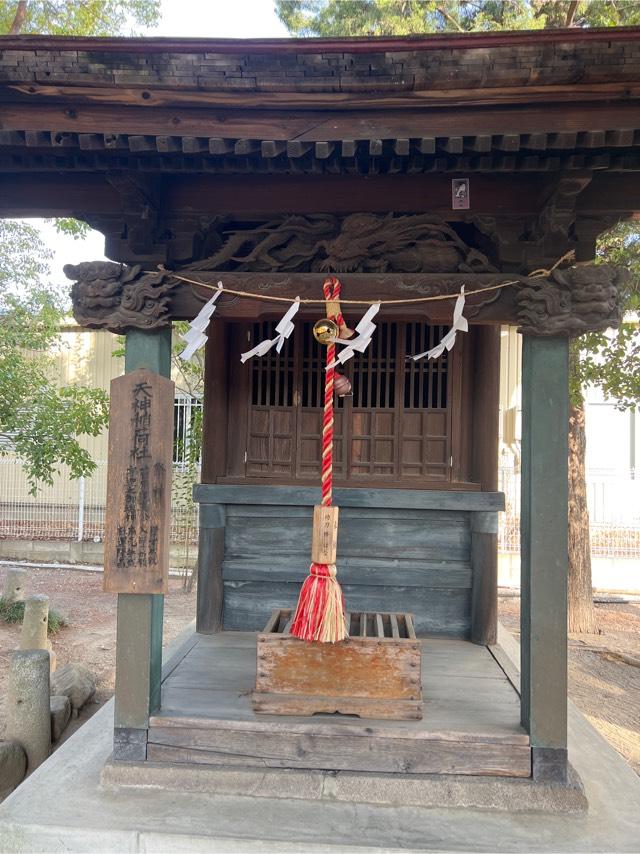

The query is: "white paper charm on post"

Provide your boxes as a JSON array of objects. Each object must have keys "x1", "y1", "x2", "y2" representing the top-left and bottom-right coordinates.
[
  {"x1": 326, "y1": 303, "x2": 381, "y2": 369},
  {"x1": 411, "y1": 287, "x2": 468, "y2": 362},
  {"x1": 240, "y1": 297, "x2": 300, "y2": 363},
  {"x1": 179, "y1": 281, "x2": 223, "y2": 360}
]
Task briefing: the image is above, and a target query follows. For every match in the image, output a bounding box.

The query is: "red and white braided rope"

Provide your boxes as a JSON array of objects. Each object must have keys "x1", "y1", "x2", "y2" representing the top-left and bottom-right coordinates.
[
  {"x1": 290, "y1": 276, "x2": 347, "y2": 643},
  {"x1": 321, "y1": 276, "x2": 344, "y2": 509}
]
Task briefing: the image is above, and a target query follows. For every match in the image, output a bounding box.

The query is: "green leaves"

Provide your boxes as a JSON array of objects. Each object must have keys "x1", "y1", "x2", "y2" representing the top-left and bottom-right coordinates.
[
  {"x1": 49, "y1": 218, "x2": 92, "y2": 241},
  {"x1": 570, "y1": 222, "x2": 640, "y2": 411},
  {"x1": 0, "y1": 219, "x2": 109, "y2": 492},
  {"x1": 275, "y1": 0, "x2": 640, "y2": 36},
  {"x1": 1, "y1": 0, "x2": 161, "y2": 37}
]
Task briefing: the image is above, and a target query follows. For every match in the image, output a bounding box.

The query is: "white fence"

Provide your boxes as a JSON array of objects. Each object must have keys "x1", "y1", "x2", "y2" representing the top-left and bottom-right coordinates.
[
  {"x1": 499, "y1": 465, "x2": 640, "y2": 558},
  {"x1": 1, "y1": 457, "x2": 639, "y2": 561},
  {"x1": 0, "y1": 457, "x2": 198, "y2": 549}
]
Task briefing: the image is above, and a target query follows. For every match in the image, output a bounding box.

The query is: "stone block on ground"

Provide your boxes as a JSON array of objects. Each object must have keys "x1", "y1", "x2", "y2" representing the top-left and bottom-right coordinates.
[
  {"x1": 20, "y1": 595, "x2": 49, "y2": 652},
  {"x1": 50, "y1": 664, "x2": 96, "y2": 712},
  {"x1": 6, "y1": 649, "x2": 51, "y2": 773},
  {"x1": 50, "y1": 695, "x2": 71, "y2": 742},
  {"x1": 2, "y1": 567, "x2": 28, "y2": 604},
  {"x1": 0, "y1": 740, "x2": 27, "y2": 798}
]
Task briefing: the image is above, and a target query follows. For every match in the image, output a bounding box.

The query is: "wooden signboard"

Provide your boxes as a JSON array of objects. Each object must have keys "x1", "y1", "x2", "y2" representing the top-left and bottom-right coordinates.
[
  {"x1": 311, "y1": 505, "x2": 339, "y2": 564},
  {"x1": 104, "y1": 368, "x2": 174, "y2": 594}
]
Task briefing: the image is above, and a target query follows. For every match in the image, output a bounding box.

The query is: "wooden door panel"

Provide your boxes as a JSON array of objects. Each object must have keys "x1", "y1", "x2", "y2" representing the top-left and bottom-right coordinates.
[
  {"x1": 247, "y1": 407, "x2": 295, "y2": 476},
  {"x1": 246, "y1": 320, "x2": 455, "y2": 485}
]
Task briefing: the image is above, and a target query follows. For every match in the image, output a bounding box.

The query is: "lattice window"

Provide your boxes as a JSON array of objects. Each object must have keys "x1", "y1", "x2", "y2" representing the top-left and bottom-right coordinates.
[
  {"x1": 404, "y1": 323, "x2": 449, "y2": 409},
  {"x1": 251, "y1": 321, "x2": 295, "y2": 407},
  {"x1": 246, "y1": 320, "x2": 452, "y2": 483}
]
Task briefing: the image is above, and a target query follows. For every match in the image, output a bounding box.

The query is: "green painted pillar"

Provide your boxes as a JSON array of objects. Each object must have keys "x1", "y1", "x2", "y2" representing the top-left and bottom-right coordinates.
[
  {"x1": 113, "y1": 327, "x2": 171, "y2": 760},
  {"x1": 520, "y1": 335, "x2": 569, "y2": 783}
]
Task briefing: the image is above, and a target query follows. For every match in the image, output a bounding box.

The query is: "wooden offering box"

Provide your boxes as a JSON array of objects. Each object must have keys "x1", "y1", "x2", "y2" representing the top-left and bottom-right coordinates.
[{"x1": 251, "y1": 609, "x2": 423, "y2": 720}]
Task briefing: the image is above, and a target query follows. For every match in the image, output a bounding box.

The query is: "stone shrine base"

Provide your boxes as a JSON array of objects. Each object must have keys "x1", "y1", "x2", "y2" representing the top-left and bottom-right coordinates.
[{"x1": 1, "y1": 625, "x2": 639, "y2": 853}]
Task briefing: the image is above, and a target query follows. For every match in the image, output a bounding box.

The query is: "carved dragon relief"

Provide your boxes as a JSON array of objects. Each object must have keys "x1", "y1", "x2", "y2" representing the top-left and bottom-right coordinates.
[
  {"x1": 64, "y1": 216, "x2": 626, "y2": 336},
  {"x1": 188, "y1": 213, "x2": 498, "y2": 275}
]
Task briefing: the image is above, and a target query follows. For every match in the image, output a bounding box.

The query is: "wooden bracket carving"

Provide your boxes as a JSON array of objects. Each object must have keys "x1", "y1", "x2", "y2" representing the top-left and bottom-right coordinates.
[
  {"x1": 534, "y1": 172, "x2": 593, "y2": 241},
  {"x1": 106, "y1": 171, "x2": 160, "y2": 258},
  {"x1": 64, "y1": 260, "x2": 178, "y2": 333},
  {"x1": 516, "y1": 264, "x2": 625, "y2": 337}
]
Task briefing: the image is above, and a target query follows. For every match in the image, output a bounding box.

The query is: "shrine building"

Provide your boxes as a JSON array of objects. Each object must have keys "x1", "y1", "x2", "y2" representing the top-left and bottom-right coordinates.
[{"x1": 1, "y1": 25, "x2": 638, "y2": 803}]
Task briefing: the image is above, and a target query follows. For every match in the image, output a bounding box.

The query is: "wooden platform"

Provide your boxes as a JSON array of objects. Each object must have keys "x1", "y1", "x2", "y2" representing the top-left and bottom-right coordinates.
[{"x1": 148, "y1": 631, "x2": 531, "y2": 778}]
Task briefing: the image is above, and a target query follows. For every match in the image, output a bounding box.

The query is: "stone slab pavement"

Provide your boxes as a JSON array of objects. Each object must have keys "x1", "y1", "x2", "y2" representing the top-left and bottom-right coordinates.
[{"x1": 1, "y1": 625, "x2": 639, "y2": 853}]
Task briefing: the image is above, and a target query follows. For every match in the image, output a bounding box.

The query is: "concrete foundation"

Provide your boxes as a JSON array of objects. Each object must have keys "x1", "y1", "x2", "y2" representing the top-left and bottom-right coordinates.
[
  {"x1": 102, "y1": 758, "x2": 588, "y2": 813},
  {"x1": 1, "y1": 625, "x2": 640, "y2": 852},
  {"x1": 0, "y1": 538, "x2": 195, "y2": 567}
]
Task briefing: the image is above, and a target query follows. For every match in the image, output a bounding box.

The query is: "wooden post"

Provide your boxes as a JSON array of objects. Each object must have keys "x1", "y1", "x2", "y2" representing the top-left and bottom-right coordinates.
[
  {"x1": 196, "y1": 325, "x2": 228, "y2": 633},
  {"x1": 470, "y1": 511, "x2": 498, "y2": 645},
  {"x1": 470, "y1": 326, "x2": 500, "y2": 645},
  {"x1": 196, "y1": 503, "x2": 225, "y2": 634},
  {"x1": 520, "y1": 335, "x2": 569, "y2": 783},
  {"x1": 113, "y1": 327, "x2": 171, "y2": 761}
]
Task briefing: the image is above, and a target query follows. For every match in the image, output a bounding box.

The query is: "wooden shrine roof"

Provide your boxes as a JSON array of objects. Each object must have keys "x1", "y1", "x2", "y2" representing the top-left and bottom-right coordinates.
[{"x1": 2, "y1": 27, "x2": 640, "y2": 178}]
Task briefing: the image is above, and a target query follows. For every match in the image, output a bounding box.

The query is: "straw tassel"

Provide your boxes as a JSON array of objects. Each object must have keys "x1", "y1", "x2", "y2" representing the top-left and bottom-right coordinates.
[
  {"x1": 290, "y1": 277, "x2": 348, "y2": 644},
  {"x1": 290, "y1": 564, "x2": 346, "y2": 643}
]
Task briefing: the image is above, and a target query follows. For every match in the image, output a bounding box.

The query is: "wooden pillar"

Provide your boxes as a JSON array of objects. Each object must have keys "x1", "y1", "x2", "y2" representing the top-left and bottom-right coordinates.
[
  {"x1": 196, "y1": 324, "x2": 228, "y2": 633},
  {"x1": 470, "y1": 326, "x2": 500, "y2": 645},
  {"x1": 113, "y1": 327, "x2": 171, "y2": 760},
  {"x1": 520, "y1": 335, "x2": 569, "y2": 783},
  {"x1": 196, "y1": 504, "x2": 225, "y2": 634}
]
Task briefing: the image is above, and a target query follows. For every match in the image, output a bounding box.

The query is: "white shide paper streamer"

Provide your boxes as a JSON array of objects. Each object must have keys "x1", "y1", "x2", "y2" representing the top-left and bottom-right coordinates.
[
  {"x1": 411, "y1": 287, "x2": 468, "y2": 362},
  {"x1": 326, "y1": 303, "x2": 381, "y2": 369},
  {"x1": 240, "y1": 297, "x2": 301, "y2": 363},
  {"x1": 179, "y1": 281, "x2": 224, "y2": 361}
]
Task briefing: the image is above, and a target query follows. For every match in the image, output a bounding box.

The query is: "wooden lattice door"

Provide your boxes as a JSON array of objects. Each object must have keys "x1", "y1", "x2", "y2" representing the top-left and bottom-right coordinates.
[{"x1": 246, "y1": 320, "x2": 453, "y2": 484}]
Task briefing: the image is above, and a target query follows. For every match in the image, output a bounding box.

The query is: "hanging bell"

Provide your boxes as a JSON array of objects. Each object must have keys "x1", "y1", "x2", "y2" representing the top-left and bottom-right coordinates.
[
  {"x1": 313, "y1": 318, "x2": 339, "y2": 345},
  {"x1": 334, "y1": 373, "x2": 352, "y2": 397}
]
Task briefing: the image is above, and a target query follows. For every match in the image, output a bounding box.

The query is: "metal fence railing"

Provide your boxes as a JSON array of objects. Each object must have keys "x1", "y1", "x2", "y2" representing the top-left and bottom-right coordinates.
[
  {"x1": 498, "y1": 465, "x2": 640, "y2": 558},
  {"x1": 0, "y1": 457, "x2": 198, "y2": 559},
  {"x1": 2, "y1": 457, "x2": 639, "y2": 562}
]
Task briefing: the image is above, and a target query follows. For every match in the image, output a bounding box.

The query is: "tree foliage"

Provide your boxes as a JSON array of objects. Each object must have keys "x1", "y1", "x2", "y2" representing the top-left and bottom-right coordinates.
[
  {"x1": 1, "y1": 0, "x2": 161, "y2": 36},
  {"x1": 276, "y1": 0, "x2": 640, "y2": 37},
  {"x1": 570, "y1": 222, "x2": 640, "y2": 410},
  {"x1": 0, "y1": 219, "x2": 109, "y2": 491},
  {"x1": 0, "y1": 0, "x2": 162, "y2": 489}
]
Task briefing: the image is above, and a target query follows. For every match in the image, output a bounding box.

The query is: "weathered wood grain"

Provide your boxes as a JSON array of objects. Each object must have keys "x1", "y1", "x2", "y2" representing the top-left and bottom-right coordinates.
[
  {"x1": 146, "y1": 724, "x2": 530, "y2": 777},
  {"x1": 311, "y1": 505, "x2": 339, "y2": 564},
  {"x1": 158, "y1": 633, "x2": 522, "y2": 738},
  {"x1": 224, "y1": 515, "x2": 471, "y2": 560},
  {"x1": 222, "y1": 583, "x2": 471, "y2": 636},
  {"x1": 251, "y1": 693, "x2": 423, "y2": 720},
  {"x1": 254, "y1": 635, "x2": 421, "y2": 700},
  {"x1": 150, "y1": 701, "x2": 529, "y2": 744},
  {"x1": 104, "y1": 368, "x2": 174, "y2": 595},
  {"x1": 194, "y1": 484, "x2": 505, "y2": 511},
  {"x1": 158, "y1": 684, "x2": 524, "y2": 735},
  {"x1": 222, "y1": 556, "x2": 471, "y2": 588}
]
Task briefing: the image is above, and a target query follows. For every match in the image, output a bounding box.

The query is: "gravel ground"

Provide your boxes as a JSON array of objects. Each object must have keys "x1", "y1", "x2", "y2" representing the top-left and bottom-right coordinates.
[
  {"x1": 0, "y1": 565, "x2": 196, "y2": 746},
  {"x1": 499, "y1": 596, "x2": 640, "y2": 774}
]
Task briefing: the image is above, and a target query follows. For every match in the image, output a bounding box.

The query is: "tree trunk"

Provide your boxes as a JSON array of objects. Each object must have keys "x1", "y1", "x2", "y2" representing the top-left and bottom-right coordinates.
[
  {"x1": 568, "y1": 401, "x2": 597, "y2": 634},
  {"x1": 8, "y1": 1, "x2": 27, "y2": 34}
]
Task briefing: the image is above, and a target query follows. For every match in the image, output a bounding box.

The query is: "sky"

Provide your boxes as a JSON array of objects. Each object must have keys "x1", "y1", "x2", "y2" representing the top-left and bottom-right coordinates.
[
  {"x1": 30, "y1": 0, "x2": 290, "y2": 289},
  {"x1": 149, "y1": 0, "x2": 289, "y2": 39}
]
